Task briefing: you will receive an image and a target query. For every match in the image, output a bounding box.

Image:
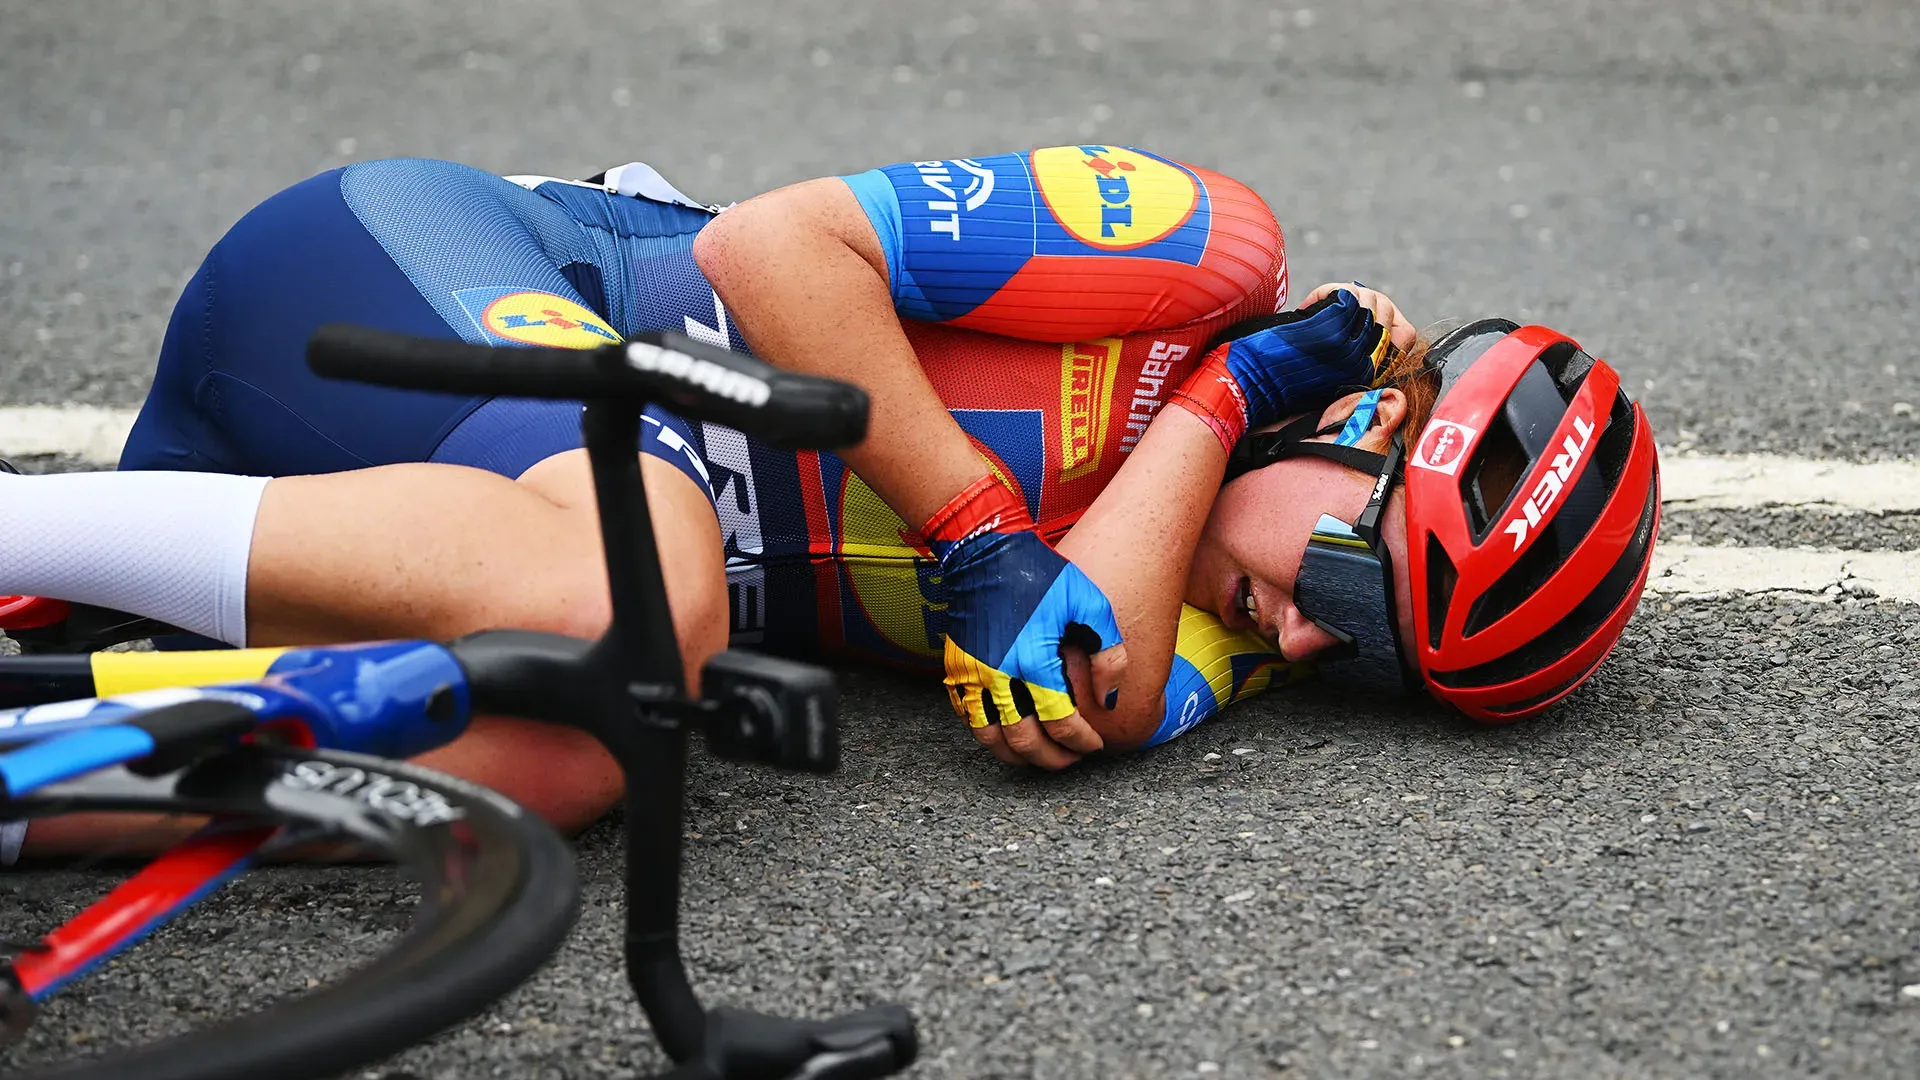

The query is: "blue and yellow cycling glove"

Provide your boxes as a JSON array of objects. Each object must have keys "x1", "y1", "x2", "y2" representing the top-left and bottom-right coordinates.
[
  {"x1": 1169, "y1": 287, "x2": 1392, "y2": 451},
  {"x1": 924, "y1": 474, "x2": 1122, "y2": 728}
]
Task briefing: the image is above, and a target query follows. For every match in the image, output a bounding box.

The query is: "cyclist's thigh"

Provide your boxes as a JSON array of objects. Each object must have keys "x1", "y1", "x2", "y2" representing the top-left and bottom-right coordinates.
[{"x1": 121, "y1": 159, "x2": 608, "y2": 477}]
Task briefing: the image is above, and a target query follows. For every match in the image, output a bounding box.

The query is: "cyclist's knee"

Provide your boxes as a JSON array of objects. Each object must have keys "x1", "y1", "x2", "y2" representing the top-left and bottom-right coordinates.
[
  {"x1": 650, "y1": 461, "x2": 729, "y2": 691},
  {"x1": 514, "y1": 450, "x2": 728, "y2": 691}
]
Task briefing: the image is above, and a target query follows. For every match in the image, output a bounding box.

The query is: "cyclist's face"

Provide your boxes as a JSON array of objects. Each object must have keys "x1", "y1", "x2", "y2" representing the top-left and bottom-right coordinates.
[{"x1": 1185, "y1": 400, "x2": 1417, "y2": 665}]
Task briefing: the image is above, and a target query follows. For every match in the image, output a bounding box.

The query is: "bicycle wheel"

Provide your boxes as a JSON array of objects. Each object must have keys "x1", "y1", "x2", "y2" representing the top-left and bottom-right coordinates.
[{"x1": 0, "y1": 745, "x2": 578, "y2": 1080}]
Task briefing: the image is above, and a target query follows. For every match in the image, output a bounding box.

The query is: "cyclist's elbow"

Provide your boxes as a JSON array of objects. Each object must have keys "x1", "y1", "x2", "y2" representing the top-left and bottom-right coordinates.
[{"x1": 1088, "y1": 692, "x2": 1163, "y2": 754}]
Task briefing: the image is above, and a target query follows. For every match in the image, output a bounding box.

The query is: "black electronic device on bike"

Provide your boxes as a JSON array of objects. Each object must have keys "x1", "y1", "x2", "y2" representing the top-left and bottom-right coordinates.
[
  {"x1": 315, "y1": 324, "x2": 915, "y2": 1080},
  {"x1": 0, "y1": 326, "x2": 916, "y2": 1080}
]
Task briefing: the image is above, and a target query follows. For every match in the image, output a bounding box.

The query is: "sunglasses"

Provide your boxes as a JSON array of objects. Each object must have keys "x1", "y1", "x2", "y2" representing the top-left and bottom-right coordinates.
[
  {"x1": 1224, "y1": 391, "x2": 1417, "y2": 696},
  {"x1": 1292, "y1": 433, "x2": 1417, "y2": 695}
]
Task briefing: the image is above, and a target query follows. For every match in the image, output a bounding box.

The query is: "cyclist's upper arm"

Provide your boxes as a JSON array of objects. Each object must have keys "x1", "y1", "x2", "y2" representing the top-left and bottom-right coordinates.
[{"x1": 838, "y1": 146, "x2": 1288, "y2": 341}]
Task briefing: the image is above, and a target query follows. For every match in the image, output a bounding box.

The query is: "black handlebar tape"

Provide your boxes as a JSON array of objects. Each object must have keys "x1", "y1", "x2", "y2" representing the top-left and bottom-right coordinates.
[{"x1": 306, "y1": 324, "x2": 870, "y2": 451}]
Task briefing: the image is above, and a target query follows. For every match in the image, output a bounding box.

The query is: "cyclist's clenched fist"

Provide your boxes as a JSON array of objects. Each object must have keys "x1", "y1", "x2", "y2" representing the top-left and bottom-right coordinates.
[{"x1": 927, "y1": 474, "x2": 1126, "y2": 770}]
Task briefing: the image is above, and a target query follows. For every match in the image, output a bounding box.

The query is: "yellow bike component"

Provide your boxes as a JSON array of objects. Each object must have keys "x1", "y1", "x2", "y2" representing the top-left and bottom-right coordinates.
[{"x1": 91, "y1": 647, "x2": 291, "y2": 697}]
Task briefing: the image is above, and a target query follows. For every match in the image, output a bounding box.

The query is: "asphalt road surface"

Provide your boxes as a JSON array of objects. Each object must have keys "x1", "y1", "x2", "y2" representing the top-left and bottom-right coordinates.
[{"x1": 3, "y1": 1, "x2": 1919, "y2": 1077}]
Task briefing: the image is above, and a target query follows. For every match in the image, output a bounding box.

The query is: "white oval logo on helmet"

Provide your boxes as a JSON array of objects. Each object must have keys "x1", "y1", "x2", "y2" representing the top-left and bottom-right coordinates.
[{"x1": 1410, "y1": 419, "x2": 1478, "y2": 477}]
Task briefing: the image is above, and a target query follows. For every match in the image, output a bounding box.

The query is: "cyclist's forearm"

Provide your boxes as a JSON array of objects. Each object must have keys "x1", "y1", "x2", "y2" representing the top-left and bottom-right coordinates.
[
  {"x1": 1056, "y1": 406, "x2": 1226, "y2": 747},
  {"x1": 693, "y1": 179, "x2": 987, "y2": 527}
]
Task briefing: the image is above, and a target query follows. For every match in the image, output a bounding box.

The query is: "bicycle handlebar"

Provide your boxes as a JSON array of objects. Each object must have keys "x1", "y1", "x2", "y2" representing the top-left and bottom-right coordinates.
[
  {"x1": 5, "y1": 325, "x2": 913, "y2": 1076},
  {"x1": 304, "y1": 323, "x2": 910, "y2": 1077},
  {"x1": 305, "y1": 324, "x2": 869, "y2": 450}
]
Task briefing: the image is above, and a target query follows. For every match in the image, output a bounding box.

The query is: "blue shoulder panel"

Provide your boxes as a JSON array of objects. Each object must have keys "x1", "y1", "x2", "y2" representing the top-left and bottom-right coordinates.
[
  {"x1": 839, "y1": 169, "x2": 905, "y2": 291},
  {"x1": 839, "y1": 154, "x2": 1038, "y2": 323}
]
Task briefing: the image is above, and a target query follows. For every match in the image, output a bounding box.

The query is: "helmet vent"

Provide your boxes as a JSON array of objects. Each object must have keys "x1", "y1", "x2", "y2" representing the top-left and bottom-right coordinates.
[
  {"x1": 1463, "y1": 414, "x2": 1528, "y2": 539},
  {"x1": 1590, "y1": 393, "x2": 1636, "y2": 489},
  {"x1": 1537, "y1": 342, "x2": 1595, "y2": 402},
  {"x1": 1465, "y1": 527, "x2": 1562, "y2": 637},
  {"x1": 1476, "y1": 663, "x2": 1597, "y2": 717},
  {"x1": 1464, "y1": 393, "x2": 1638, "y2": 631},
  {"x1": 1426, "y1": 534, "x2": 1457, "y2": 651},
  {"x1": 1431, "y1": 470, "x2": 1659, "y2": 690}
]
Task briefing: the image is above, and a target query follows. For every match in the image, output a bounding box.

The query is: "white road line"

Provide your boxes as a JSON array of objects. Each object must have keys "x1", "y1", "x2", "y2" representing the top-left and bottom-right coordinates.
[
  {"x1": 6, "y1": 408, "x2": 1917, "y2": 507},
  {"x1": 3, "y1": 406, "x2": 1918, "y2": 603},
  {"x1": 1661, "y1": 453, "x2": 1920, "y2": 513},
  {"x1": 1649, "y1": 544, "x2": 1920, "y2": 604},
  {"x1": 0, "y1": 406, "x2": 139, "y2": 464}
]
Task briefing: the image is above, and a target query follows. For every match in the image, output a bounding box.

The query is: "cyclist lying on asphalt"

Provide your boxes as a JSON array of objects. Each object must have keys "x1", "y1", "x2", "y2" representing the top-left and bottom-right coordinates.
[{"x1": 1, "y1": 148, "x2": 1659, "y2": 836}]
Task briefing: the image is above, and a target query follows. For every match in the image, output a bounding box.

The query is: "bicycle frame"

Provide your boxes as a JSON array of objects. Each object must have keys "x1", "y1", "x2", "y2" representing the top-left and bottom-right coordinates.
[
  {"x1": 0, "y1": 641, "x2": 467, "y2": 762},
  {"x1": 0, "y1": 326, "x2": 915, "y2": 1080}
]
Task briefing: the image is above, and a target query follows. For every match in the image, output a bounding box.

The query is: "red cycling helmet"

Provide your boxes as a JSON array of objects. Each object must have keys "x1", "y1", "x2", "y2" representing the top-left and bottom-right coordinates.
[
  {"x1": 1401, "y1": 319, "x2": 1661, "y2": 721},
  {"x1": 1220, "y1": 313, "x2": 1660, "y2": 722}
]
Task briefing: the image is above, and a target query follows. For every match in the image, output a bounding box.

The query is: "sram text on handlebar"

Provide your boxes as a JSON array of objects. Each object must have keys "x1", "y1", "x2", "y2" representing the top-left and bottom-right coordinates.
[{"x1": 624, "y1": 341, "x2": 771, "y2": 407}]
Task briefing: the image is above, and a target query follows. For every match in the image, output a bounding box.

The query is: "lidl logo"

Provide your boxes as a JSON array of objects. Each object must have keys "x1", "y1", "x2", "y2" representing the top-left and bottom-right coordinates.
[
  {"x1": 832, "y1": 414, "x2": 1041, "y2": 661},
  {"x1": 837, "y1": 469, "x2": 943, "y2": 659},
  {"x1": 475, "y1": 291, "x2": 619, "y2": 349},
  {"x1": 1032, "y1": 145, "x2": 1199, "y2": 250}
]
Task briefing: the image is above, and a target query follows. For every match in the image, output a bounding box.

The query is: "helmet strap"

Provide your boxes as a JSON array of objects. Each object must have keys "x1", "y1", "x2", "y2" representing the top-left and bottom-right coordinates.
[
  {"x1": 1222, "y1": 414, "x2": 1420, "y2": 696},
  {"x1": 1222, "y1": 410, "x2": 1390, "y2": 485}
]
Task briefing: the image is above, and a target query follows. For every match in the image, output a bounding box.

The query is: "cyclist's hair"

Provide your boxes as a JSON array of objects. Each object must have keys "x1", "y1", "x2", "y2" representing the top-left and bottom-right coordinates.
[{"x1": 1378, "y1": 333, "x2": 1440, "y2": 448}]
